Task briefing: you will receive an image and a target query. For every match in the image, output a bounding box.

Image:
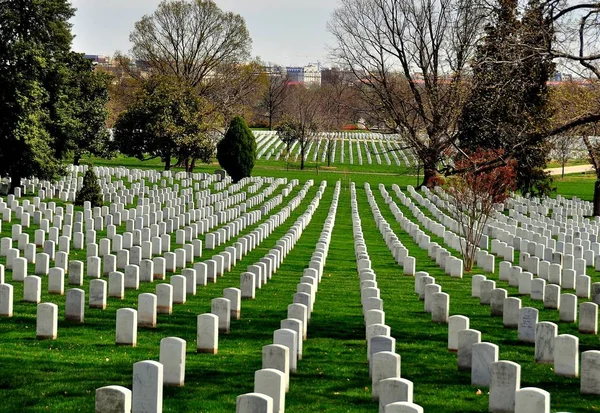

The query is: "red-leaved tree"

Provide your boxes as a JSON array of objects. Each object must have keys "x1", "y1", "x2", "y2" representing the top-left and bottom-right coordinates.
[{"x1": 445, "y1": 149, "x2": 516, "y2": 271}]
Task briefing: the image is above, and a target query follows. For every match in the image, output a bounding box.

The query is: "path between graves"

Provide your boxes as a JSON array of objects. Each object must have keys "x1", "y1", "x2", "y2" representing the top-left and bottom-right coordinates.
[{"x1": 281, "y1": 185, "x2": 374, "y2": 411}]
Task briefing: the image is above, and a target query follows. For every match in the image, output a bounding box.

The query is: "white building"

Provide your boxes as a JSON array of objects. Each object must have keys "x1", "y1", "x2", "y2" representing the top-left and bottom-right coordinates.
[{"x1": 303, "y1": 63, "x2": 321, "y2": 86}]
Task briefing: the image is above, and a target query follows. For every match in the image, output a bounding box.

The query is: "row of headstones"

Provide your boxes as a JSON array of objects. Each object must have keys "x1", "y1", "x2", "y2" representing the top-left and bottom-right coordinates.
[
  {"x1": 361, "y1": 184, "x2": 417, "y2": 278},
  {"x1": 387, "y1": 184, "x2": 469, "y2": 276},
  {"x1": 370, "y1": 187, "x2": 582, "y2": 412},
  {"x1": 414, "y1": 246, "x2": 599, "y2": 392},
  {"x1": 421, "y1": 185, "x2": 600, "y2": 302},
  {"x1": 0, "y1": 180, "x2": 319, "y2": 319},
  {"x1": 430, "y1": 183, "x2": 600, "y2": 272},
  {"x1": 506, "y1": 191, "x2": 595, "y2": 225},
  {"x1": 5, "y1": 169, "x2": 239, "y2": 228},
  {"x1": 0, "y1": 178, "x2": 269, "y2": 275},
  {"x1": 349, "y1": 183, "x2": 425, "y2": 413},
  {"x1": 94, "y1": 335, "x2": 201, "y2": 413},
  {"x1": 17, "y1": 165, "x2": 229, "y2": 204},
  {"x1": 449, "y1": 316, "x2": 600, "y2": 411},
  {"x1": 472, "y1": 271, "x2": 600, "y2": 334},
  {"x1": 408, "y1": 268, "x2": 557, "y2": 412},
  {"x1": 425, "y1": 269, "x2": 599, "y2": 407},
  {"x1": 373, "y1": 183, "x2": 473, "y2": 282},
  {"x1": 360, "y1": 180, "x2": 560, "y2": 413},
  {"x1": 234, "y1": 181, "x2": 341, "y2": 413},
  {"x1": 408, "y1": 260, "x2": 557, "y2": 412},
  {"x1": 35, "y1": 179, "x2": 302, "y2": 278},
  {"x1": 399, "y1": 184, "x2": 500, "y2": 274},
  {"x1": 204, "y1": 188, "x2": 288, "y2": 250},
  {"x1": 4, "y1": 173, "x2": 283, "y2": 257}
]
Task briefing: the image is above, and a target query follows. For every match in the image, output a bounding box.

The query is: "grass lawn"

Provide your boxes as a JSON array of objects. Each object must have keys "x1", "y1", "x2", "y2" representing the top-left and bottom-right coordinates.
[{"x1": 0, "y1": 155, "x2": 599, "y2": 412}]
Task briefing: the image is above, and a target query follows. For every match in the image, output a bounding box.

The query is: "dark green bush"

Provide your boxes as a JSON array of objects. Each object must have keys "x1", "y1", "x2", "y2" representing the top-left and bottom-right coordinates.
[
  {"x1": 216, "y1": 116, "x2": 257, "y2": 182},
  {"x1": 75, "y1": 168, "x2": 103, "y2": 207}
]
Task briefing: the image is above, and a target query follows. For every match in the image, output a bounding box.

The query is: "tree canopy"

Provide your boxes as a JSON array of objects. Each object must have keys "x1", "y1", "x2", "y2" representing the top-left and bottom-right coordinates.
[
  {"x1": 113, "y1": 75, "x2": 214, "y2": 171},
  {"x1": 457, "y1": 0, "x2": 555, "y2": 196},
  {"x1": 130, "y1": 0, "x2": 251, "y2": 89},
  {"x1": 0, "y1": 0, "x2": 110, "y2": 191}
]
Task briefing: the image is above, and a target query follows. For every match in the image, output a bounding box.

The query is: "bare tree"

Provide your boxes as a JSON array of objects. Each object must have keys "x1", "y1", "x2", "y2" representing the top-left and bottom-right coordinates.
[
  {"x1": 206, "y1": 60, "x2": 266, "y2": 127},
  {"x1": 129, "y1": 0, "x2": 251, "y2": 89},
  {"x1": 551, "y1": 135, "x2": 578, "y2": 177},
  {"x1": 279, "y1": 85, "x2": 323, "y2": 170},
  {"x1": 328, "y1": 0, "x2": 487, "y2": 186},
  {"x1": 258, "y1": 65, "x2": 291, "y2": 130}
]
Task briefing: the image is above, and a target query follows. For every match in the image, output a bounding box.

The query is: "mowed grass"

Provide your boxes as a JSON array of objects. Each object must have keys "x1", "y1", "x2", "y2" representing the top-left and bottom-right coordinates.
[{"x1": 0, "y1": 157, "x2": 599, "y2": 412}]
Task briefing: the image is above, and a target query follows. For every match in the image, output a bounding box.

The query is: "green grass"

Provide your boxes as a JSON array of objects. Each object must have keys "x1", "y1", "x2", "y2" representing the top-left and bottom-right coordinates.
[
  {"x1": 545, "y1": 159, "x2": 589, "y2": 169},
  {"x1": 1, "y1": 156, "x2": 600, "y2": 412}
]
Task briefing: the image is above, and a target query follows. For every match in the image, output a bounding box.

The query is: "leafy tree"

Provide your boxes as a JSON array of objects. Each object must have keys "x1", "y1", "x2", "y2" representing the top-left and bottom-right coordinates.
[
  {"x1": 47, "y1": 52, "x2": 114, "y2": 165},
  {"x1": 216, "y1": 116, "x2": 256, "y2": 182},
  {"x1": 456, "y1": 0, "x2": 555, "y2": 196},
  {"x1": 113, "y1": 75, "x2": 214, "y2": 171},
  {"x1": 0, "y1": 1, "x2": 110, "y2": 191},
  {"x1": 75, "y1": 168, "x2": 103, "y2": 208}
]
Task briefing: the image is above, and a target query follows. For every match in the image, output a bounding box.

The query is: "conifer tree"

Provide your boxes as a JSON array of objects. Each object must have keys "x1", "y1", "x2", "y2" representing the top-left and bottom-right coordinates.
[
  {"x1": 216, "y1": 116, "x2": 256, "y2": 182},
  {"x1": 75, "y1": 168, "x2": 103, "y2": 208},
  {"x1": 457, "y1": 0, "x2": 555, "y2": 196}
]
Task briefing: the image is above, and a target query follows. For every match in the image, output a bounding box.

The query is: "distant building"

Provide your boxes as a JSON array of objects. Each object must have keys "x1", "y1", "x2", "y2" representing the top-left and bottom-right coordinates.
[
  {"x1": 285, "y1": 67, "x2": 304, "y2": 83},
  {"x1": 303, "y1": 63, "x2": 321, "y2": 86}
]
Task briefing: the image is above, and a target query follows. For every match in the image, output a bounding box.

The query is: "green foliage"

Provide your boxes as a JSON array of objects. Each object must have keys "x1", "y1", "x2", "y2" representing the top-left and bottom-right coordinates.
[
  {"x1": 216, "y1": 116, "x2": 256, "y2": 182},
  {"x1": 457, "y1": 0, "x2": 555, "y2": 196},
  {"x1": 113, "y1": 75, "x2": 215, "y2": 171},
  {"x1": 0, "y1": 0, "x2": 110, "y2": 190},
  {"x1": 74, "y1": 168, "x2": 103, "y2": 208}
]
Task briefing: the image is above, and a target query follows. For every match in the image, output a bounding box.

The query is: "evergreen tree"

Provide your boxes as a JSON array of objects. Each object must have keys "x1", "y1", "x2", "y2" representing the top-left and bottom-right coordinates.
[
  {"x1": 216, "y1": 116, "x2": 256, "y2": 182},
  {"x1": 457, "y1": 0, "x2": 555, "y2": 196},
  {"x1": 75, "y1": 168, "x2": 103, "y2": 208}
]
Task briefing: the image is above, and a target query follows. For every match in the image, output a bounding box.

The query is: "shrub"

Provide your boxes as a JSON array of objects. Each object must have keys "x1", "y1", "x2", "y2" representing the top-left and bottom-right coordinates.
[
  {"x1": 75, "y1": 168, "x2": 103, "y2": 208},
  {"x1": 216, "y1": 116, "x2": 257, "y2": 182}
]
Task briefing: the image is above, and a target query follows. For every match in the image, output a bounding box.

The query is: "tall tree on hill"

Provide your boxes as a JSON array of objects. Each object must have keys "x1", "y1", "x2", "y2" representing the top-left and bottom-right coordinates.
[
  {"x1": 329, "y1": 0, "x2": 487, "y2": 186},
  {"x1": 459, "y1": 0, "x2": 554, "y2": 195},
  {"x1": 278, "y1": 85, "x2": 322, "y2": 170},
  {"x1": 0, "y1": 0, "x2": 110, "y2": 192},
  {"x1": 457, "y1": 0, "x2": 555, "y2": 196},
  {"x1": 129, "y1": 0, "x2": 251, "y2": 90}
]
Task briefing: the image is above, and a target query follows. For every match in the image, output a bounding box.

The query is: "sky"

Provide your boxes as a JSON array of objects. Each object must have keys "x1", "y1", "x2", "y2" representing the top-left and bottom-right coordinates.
[{"x1": 70, "y1": 0, "x2": 340, "y2": 67}]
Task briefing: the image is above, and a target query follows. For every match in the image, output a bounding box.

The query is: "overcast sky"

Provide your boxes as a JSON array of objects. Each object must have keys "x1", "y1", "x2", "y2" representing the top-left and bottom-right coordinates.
[{"x1": 70, "y1": 0, "x2": 340, "y2": 67}]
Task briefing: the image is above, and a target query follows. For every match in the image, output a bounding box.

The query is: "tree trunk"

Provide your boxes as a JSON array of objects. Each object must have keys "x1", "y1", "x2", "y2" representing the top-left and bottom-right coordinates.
[
  {"x1": 73, "y1": 152, "x2": 82, "y2": 166},
  {"x1": 164, "y1": 156, "x2": 171, "y2": 171},
  {"x1": 421, "y1": 167, "x2": 438, "y2": 188},
  {"x1": 594, "y1": 178, "x2": 600, "y2": 216},
  {"x1": 300, "y1": 143, "x2": 305, "y2": 170},
  {"x1": 269, "y1": 111, "x2": 273, "y2": 131}
]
